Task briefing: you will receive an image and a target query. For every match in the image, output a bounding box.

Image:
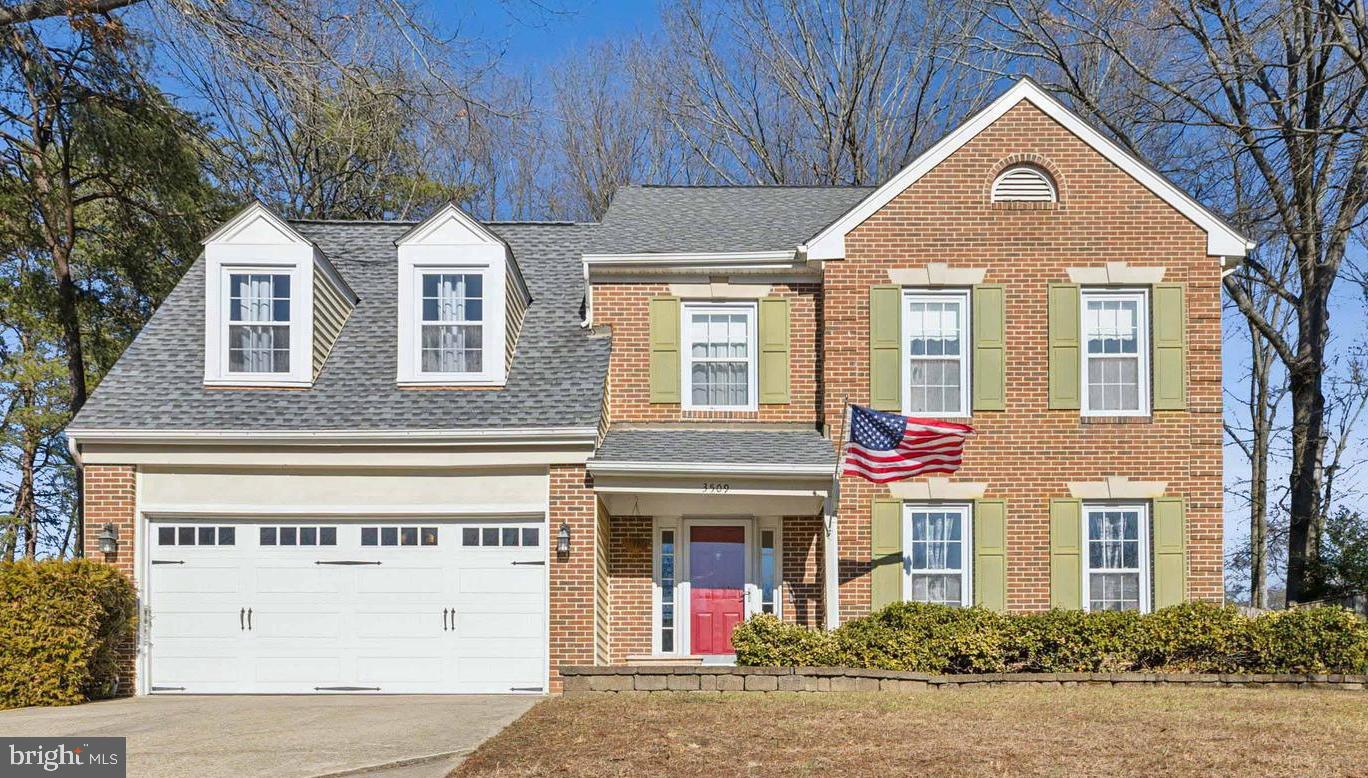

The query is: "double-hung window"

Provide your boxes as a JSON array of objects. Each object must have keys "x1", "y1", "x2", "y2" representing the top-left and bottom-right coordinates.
[
  {"x1": 682, "y1": 302, "x2": 756, "y2": 410},
  {"x1": 226, "y1": 272, "x2": 292, "y2": 374},
  {"x1": 904, "y1": 504, "x2": 972, "y2": 607},
  {"x1": 1083, "y1": 504, "x2": 1150, "y2": 612},
  {"x1": 1082, "y1": 289, "x2": 1149, "y2": 415},
  {"x1": 903, "y1": 290, "x2": 970, "y2": 417},
  {"x1": 419, "y1": 271, "x2": 484, "y2": 375}
]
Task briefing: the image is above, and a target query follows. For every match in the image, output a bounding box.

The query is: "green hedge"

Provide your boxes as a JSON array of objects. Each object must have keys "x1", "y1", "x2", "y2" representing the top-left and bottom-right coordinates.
[
  {"x1": 732, "y1": 602, "x2": 1368, "y2": 674},
  {"x1": 0, "y1": 560, "x2": 137, "y2": 708}
]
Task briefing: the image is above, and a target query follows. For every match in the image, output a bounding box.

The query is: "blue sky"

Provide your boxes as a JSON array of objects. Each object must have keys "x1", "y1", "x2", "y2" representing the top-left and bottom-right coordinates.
[{"x1": 455, "y1": 1, "x2": 660, "y2": 71}]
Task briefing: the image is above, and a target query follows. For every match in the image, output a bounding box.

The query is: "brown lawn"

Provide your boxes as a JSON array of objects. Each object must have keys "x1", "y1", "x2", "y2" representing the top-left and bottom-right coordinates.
[{"x1": 454, "y1": 686, "x2": 1368, "y2": 777}]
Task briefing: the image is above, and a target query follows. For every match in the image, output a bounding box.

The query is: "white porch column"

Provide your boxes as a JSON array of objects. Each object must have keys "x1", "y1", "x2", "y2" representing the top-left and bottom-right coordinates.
[{"x1": 823, "y1": 486, "x2": 840, "y2": 630}]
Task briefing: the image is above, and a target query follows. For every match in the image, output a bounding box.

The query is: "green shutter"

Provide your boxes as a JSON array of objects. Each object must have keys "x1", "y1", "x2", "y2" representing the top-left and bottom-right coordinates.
[
  {"x1": 870, "y1": 497, "x2": 903, "y2": 612},
  {"x1": 648, "y1": 296, "x2": 681, "y2": 403},
  {"x1": 758, "y1": 297, "x2": 790, "y2": 404},
  {"x1": 973, "y1": 499, "x2": 1007, "y2": 611},
  {"x1": 1049, "y1": 498, "x2": 1082, "y2": 609},
  {"x1": 972, "y1": 284, "x2": 1006, "y2": 411},
  {"x1": 1153, "y1": 497, "x2": 1187, "y2": 608},
  {"x1": 1047, "y1": 284, "x2": 1081, "y2": 410},
  {"x1": 869, "y1": 285, "x2": 901, "y2": 411},
  {"x1": 1152, "y1": 283, "x2": 1187, "y2": 410}
]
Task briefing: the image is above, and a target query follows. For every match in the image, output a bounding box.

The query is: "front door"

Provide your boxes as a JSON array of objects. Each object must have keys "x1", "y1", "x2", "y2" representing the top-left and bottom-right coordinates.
[{"x1": 688, "y1": 525, "x2": 747, "y2": 655}]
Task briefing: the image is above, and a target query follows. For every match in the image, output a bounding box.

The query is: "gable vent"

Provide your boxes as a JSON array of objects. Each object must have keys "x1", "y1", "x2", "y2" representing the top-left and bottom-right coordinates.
[{"x1": 991, "y1": 165, "x2": 1056, "y2": 202}]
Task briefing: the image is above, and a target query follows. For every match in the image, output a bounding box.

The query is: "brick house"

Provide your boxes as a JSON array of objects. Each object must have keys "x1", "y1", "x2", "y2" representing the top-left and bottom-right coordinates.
[{"x1": 69, "y1": 79, "x2": 1249, "y2": 695}]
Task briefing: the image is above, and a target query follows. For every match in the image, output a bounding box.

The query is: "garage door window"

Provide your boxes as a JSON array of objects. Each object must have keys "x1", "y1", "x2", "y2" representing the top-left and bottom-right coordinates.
[
  {"x1": 361, "y1": 526, "x2": 439, "y2": 546},
  {"x1": 462, "y1": 526, "x2": 540, "y2": 547},
  {"x1": 260, "y1": 526, "x2": 338, "y2": 546},
  {"x1": 158, "y1": 526, "x2": 236, "y2": 546}
]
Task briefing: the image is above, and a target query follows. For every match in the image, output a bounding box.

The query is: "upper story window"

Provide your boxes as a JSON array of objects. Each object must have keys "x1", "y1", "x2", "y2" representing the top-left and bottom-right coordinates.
[
  {"x1": 396, "y1": 204, "x2": 518, "y2": 387},
  {"x1": 203, "y1": 203, "x2": 345, "y2": 388},
  {"x1": 991, "y1": 164, "x2": 1057, "y2": 203},
  {"x1": 904, "y1": 504, "x2": 972, "y2": 607},
  {"x1": 903, "y1": 290, "x2": 970, "y2": 417},
  {"x1": 682, "y1": 301, "x2": 756, "y2": 410},
  {"x1": 420, "y1": 271, "x2": 484, "y2": 375},
  {"x1": 1083, "y1": 503, "x2": 1150, "y2": 612},
  {"x1": 227, "y1": 272, "x2": 292, "y2": 374},
  {"x1": 1082, "y1": 289, "x2": 1149, "y2": 416}
]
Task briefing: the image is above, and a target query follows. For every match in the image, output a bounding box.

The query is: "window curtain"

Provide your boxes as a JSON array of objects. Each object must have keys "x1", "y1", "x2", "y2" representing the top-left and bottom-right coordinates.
[{"x1": 234, "y1": 274, "x2": 280, "y2": 373}]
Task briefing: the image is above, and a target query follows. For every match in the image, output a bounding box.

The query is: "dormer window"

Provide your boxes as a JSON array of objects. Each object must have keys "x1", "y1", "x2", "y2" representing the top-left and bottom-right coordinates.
[
  {"x1": 227, "y1": 272, "x2": 292, "y2": 373},
  {"x1": 991, "y1": 165, "x2": 1057, "y2": 203},
  {"x1": 396, "y1": 203, "x2": 527, "y2": 387},
  {"x1": 419, "y1": 270, "x2": 484, "y2": 375},
  {"x1": 202, "y1": 203, "x2": 350, "y2": 388}
]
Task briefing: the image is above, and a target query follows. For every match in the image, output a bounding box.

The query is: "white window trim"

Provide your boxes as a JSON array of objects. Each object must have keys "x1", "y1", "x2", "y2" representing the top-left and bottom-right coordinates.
[
  {"x1": 1080, "y1": 287, "x2": 1151, "y2": 417},
  {"x1": 755, "y1": 516, "x2": 784, "y2": 620},
  {"x1": 1081, "y1": 502, "x2": 1152, "y2": 614},
  {"x1": 204, "y1": 261, "x2": 313, "y2": 387},
  {"x1": 901, "y1": 502, "x2": 974, "y2": 607},
  {"x1": 652, "y1": 518, "x2": 681, "y2": 656},
  {"x1": 900, "y1": 288, "x2": 972, "y2": 419},
  {"x1": 397, "y1": 263, "x2": 504, "y2": 386},
  {"x1": 681, "y1": 301, "x2": 759, "y2": 412}
]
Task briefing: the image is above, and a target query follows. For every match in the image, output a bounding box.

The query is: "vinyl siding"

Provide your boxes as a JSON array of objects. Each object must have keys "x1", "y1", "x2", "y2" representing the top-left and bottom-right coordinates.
[
  {"x1": 312, "y1": 267, "x2": 353, "y2": 378},
  {"x1": 506, "y1": 263, "x2": 530, "y2": 371}
]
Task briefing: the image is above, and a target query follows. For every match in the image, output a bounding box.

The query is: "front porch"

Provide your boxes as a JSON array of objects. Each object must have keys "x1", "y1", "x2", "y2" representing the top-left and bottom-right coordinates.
[{"x1": 587, "y1": 428, "x2": 836, "y2": 665}]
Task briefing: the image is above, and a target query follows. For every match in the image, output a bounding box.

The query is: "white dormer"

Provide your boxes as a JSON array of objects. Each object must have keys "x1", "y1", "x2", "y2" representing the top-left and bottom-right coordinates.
[
  {"x1": 395, "y1": 203, "x2": 528, "y2": 387},
  {"x1": 202, "y1": 203, "x2": 355, "y2": 388}
]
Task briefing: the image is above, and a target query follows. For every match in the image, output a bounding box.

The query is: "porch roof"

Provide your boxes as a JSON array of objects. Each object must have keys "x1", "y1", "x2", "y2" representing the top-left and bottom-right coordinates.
[{"x1": 591, "y1": 427, "x2": 836, "y2": 475}]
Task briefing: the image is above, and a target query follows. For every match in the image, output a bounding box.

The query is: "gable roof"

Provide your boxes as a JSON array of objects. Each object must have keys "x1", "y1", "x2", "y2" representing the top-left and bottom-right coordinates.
[
  {"x1": 70, "y1": 221, "x2": 609, "y2": 434},
  {"x1": 804, "y1": 78, "x2": 1254, "y2": 260},
  {"x1": 588, "y1": 185, "x2": 871, "y2": 256}
]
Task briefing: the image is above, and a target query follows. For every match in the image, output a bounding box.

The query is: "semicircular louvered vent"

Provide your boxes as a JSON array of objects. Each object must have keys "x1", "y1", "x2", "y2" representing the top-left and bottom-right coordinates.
[{"x1": 991, "y1": 165, "x2": 1057, "y2": 203}]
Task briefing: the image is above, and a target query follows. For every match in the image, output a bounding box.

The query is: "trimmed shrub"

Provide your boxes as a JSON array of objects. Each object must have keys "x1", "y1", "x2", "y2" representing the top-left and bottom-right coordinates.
[
  {"x1": 732, "y1": 600, "x2": 1368, "y2": 675},
  {"x1": 0, "y1": 560, "x2": 137, "y2": 709}
]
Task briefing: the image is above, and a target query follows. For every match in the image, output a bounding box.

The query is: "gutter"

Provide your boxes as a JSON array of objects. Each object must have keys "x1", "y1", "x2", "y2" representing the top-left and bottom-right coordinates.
[
  {"x1": 586, "y1": 460, "x2": 835, "y2": 478},
  {"x1": 66, "y1": 426, "x2": 600, "y2": 449}
]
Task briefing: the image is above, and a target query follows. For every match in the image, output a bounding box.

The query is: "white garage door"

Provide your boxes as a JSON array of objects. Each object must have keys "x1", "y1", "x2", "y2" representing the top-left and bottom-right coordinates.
[{"x1": 145, "y1": 520, "x2": 547, "y2": 694}]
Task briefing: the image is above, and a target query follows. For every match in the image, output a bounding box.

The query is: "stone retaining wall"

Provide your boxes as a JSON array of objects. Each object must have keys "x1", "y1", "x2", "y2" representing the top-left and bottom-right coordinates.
[{"x1": 560, "y1": 665, "x2": 1368, "y2": 694}]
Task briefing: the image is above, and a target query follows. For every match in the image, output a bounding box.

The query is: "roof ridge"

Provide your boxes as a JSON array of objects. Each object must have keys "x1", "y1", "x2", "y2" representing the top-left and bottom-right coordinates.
[{"x1": 624, "y1": 183, "x2": 874, "y2": 190}]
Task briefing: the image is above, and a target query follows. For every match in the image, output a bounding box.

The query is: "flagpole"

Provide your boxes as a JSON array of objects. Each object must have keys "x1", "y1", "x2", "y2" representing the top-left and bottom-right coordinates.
[{"x1": 823, "y1": 396, "x2": 849, "y2": 631}]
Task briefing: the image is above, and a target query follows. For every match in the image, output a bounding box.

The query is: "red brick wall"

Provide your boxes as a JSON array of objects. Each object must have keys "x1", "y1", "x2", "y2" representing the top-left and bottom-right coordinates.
[
  {"x1": 782, "y1": 515, "x2": 823, "y2": 626},
  {"x1": 548, "y1": 464, "x2": 598, "y2": 691},
  {"x1": 592, "y1": 281, "x2": 823, "y2": 423},
  {"x1": 825, "y1": 101, "x2": 1224, "y2": 617},
  {"x1": 83, "y1": 464, "x2": 138, "y2": 695}
]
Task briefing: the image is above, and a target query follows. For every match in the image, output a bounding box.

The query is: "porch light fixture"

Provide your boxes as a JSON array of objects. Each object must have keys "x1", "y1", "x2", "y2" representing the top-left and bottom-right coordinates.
[
  {"x1": 97, "y1": 523, "x2": 118, "y2": 555},
  {"x1": 556, "y1": 522, "x2": 571, "y2": 555}
]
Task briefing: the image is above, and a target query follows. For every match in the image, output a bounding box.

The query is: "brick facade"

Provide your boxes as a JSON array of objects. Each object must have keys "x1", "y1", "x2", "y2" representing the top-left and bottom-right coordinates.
[
  {"x1": 548, "y1": 464, "x2": 598, "y2": 692},
  {"x1": 593, "y1": 281, "x2": 823, "y2": 423},
  {"x1": 824, "y1": 101, "x2": 1224, "y2": 617},
  {"x1": 82, "y1": 464, "x2": 138, "y2": 695}
]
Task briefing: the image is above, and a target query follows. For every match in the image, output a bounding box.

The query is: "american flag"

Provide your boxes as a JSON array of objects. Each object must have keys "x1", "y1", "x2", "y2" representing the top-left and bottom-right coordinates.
[{"x1": 841, "y1": 405, "x2": 973, "y2": 483}]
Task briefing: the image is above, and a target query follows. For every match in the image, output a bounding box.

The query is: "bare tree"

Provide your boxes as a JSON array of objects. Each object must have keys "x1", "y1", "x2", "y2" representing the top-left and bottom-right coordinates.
[
  {"x1": 639, "y1": 0, "x2": 997, "y2": 185},
  {"x1": 976, "y1": 0, "x2": 1368, "y2": 604}
]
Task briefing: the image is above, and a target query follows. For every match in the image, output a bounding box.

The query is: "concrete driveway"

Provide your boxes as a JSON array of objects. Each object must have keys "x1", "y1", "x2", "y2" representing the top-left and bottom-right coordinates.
[{"x1": 0, "y1": 695, "x2": 536, "y2": 777}]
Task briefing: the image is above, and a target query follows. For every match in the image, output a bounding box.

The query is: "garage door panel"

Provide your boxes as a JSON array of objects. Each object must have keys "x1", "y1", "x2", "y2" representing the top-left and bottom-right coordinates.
[
  {"x1": 148, "y1": 519, "x2": 547, "y2": 695},
  {"x1": 254, "y1": 566, "x2": 345, "y2": 594},
  {"x1": 355, "y1": 566, "x2": 444, "y2": 594}
]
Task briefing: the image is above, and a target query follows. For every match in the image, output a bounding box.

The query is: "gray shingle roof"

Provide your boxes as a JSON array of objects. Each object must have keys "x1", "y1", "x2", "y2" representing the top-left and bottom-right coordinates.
[
  {"x1": 72, "y1": 221, "x2": 610, "y2": 431},
  {"x1": 593, "y1": 428, "x2": 836, "y2": 467},
  {"x1": 588, "y1": 186, "x2": 871, "y2": 255}
]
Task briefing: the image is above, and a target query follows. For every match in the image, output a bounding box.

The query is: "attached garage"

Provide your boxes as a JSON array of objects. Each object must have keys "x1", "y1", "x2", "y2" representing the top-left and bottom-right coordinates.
[{"x1": 145, "y1": 518, "x2": 548, "y2": 694}]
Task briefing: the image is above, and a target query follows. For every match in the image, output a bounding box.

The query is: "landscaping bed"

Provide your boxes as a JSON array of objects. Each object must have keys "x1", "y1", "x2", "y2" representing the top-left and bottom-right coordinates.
[{"x1": 454, "y1": 686, "x2": 1368, "y2": 777}]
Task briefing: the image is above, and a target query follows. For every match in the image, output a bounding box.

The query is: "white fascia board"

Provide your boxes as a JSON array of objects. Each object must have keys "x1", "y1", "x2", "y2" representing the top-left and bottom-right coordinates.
[
  {"x1": 804, "y1": 79, "x2": 1253, "y2": 260},
  {"x1": 394, "y1": 202, "x2": 508, "y2": 248},
  {"x1": 586, "y1": 460, "x2": 835, "y2": 478},
  {"x1": 67, "y1": 426, "x2": 599, "y2": 448},
  {"x1": 202, "y1": 201, "x2": 313, "y2": 247},
  {"x1": 583, "y1": 250, "x2": 801, "y2": 275}
]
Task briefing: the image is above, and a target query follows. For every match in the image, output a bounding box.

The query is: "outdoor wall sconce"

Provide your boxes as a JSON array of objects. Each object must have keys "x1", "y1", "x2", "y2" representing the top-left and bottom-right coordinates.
[
  {"x1": 97, "y1": 523, "x2": 119, "y2": 555},
  {"x1": 556, "y1": 522, "x2": 571, "y2": 555}
]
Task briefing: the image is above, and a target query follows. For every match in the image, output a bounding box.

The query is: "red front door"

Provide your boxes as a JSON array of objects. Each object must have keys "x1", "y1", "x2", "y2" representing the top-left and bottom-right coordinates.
[{"x1": 689, "y1": 525, "x2": 746, "y2": 655}]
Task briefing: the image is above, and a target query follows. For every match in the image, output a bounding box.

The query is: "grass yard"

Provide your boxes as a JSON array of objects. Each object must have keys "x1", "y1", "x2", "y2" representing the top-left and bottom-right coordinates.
[{"x1": 454, "y1": 686, "x2": 1368, "y2": 777}]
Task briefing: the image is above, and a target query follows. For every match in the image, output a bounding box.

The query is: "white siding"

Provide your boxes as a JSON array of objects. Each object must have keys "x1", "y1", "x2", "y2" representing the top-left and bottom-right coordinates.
[{"x1": 312, "y1": 266, "x2": 353, "y2": 378}]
